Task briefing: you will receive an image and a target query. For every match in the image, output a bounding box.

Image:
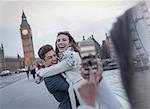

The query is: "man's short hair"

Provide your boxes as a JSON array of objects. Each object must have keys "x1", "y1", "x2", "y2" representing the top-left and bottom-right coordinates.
[{"x1": 38, "y1": 44, "x2": 54, "y2": 60}]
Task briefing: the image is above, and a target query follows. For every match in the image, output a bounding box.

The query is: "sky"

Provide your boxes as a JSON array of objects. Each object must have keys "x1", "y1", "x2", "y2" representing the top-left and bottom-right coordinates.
[{"x1": 0, "y1": 0, "x2": 140, "y2": 58}]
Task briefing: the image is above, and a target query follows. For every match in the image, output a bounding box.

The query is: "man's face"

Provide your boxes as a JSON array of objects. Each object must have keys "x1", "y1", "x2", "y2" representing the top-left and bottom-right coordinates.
[{"x1": 44, "y1": 50, "x2": 58, "y2": 67}]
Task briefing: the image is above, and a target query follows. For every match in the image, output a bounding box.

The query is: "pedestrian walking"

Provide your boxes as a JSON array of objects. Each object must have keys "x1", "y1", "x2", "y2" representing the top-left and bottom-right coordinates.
[
  {"x1": 25, "y1": 65, "x2": 30, "y2": 80},
  {"x1": 30, "y1": 65, "x2": 36, "y2": 79}
]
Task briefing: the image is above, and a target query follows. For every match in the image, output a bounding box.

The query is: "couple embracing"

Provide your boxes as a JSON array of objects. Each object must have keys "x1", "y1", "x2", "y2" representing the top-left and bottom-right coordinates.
[{"x1": 36, "y1": 31, "x2": 122, "y2": 109}]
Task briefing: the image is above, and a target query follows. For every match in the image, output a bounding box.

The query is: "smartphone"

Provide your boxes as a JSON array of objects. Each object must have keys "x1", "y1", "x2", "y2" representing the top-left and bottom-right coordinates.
[{"x1": 78, "y1": 39, "x2": 97, "y2": 71}]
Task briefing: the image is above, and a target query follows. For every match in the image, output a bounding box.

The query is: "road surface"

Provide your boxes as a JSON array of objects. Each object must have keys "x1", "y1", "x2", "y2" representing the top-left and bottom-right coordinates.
[{"x1": 0, "y1": 74, "x2": 59, "y2": 109}]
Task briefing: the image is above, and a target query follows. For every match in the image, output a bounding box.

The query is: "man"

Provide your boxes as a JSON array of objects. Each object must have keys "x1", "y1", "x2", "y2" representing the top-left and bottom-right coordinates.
[
  {"x1": 37, "y1": 44, "x2": 71, "y2": 109},
  {"x1": 78, "y1": 4, "x2": 150, "y2": 109},
  {"x1": 77, "y1": 60, "x2": 123, "y2": 109},
  {"x1": 110, "y1": 6, "x2": 150, "y2": 109},
  {"x1": 25, "y1": 65, "x2": 30, "y2": 79}
]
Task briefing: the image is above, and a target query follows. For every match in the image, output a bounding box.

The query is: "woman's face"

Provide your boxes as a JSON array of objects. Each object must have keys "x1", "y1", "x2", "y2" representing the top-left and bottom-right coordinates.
[{"x1": 56, "y1": 34, "x2": 71, "y2": 52}]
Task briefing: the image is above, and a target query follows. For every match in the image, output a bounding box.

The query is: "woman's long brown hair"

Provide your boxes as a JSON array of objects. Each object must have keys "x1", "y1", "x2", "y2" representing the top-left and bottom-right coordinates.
[{"x1": 55, "y1": 31, "x2": 79, "y2": 56}]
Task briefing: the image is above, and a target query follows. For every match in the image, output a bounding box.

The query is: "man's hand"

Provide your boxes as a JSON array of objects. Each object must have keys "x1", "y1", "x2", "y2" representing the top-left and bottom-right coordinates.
[
  {"x1": 80, "y1": 58, "x2": 103, "y2": 84},
  {"x1": 35, "y1": 75, "x2": 44, "y2": 84},
  {"x1": 78, "y1": 72, "x2": 97, "y2": 108}
]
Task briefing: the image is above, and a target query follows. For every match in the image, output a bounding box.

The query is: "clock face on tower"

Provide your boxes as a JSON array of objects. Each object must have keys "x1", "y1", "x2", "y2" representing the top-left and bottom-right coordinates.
[{"x1": 22, "y1": 29, "x2": 28, "y2": 35}]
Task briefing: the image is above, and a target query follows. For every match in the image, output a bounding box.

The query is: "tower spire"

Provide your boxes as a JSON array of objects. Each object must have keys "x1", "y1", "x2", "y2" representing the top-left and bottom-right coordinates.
[
  {"x1": 20, "y1": 11, "x2": 30, "y2": 29},
  {"x1": 1, "y1": 44, "x2": 4, "y2": 52},
  {"x1": 22, "y1": 10, "x2": 26, "y2": 20}
]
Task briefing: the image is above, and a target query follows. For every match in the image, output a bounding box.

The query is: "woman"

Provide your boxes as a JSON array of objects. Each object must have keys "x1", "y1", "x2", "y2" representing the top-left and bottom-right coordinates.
[{"x1": 37, "y1": 31, "x2": 84, "y2": 109}]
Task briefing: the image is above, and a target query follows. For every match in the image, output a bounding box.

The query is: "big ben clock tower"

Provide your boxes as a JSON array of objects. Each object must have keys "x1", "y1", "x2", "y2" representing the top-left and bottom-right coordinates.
[{"x1": 20, "y1": 11, "x2": 35, "y2": 66}]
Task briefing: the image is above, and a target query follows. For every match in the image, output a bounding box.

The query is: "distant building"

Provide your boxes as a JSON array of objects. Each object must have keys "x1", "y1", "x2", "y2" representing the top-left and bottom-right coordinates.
[
  {"x1": 5, "y1": 56, "x2": 23, "y2": 71},
  {"x1": 105, "y1": 33, "x2": 117, "y2": 60},
  {"x1": 90, "y1": 35, "x2": 101, "y2": 59},
  {"x1": 0, "y1": 44, "x2": 23, "y2": 72},
  {"x1": 20, "y1": 11, "x2": 35, "y2": 66}
]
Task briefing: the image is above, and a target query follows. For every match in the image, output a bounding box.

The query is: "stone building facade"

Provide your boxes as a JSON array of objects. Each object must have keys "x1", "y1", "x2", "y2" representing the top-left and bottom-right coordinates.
[{"x1": 20, "y1": 11, "x2": 35, "y2": 66}]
